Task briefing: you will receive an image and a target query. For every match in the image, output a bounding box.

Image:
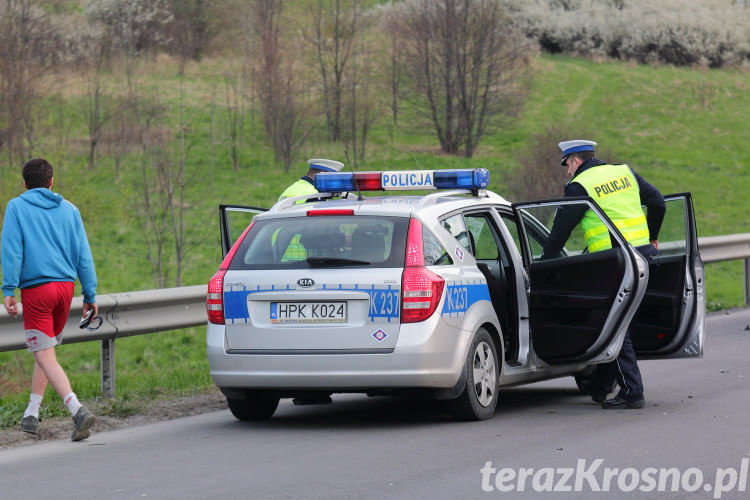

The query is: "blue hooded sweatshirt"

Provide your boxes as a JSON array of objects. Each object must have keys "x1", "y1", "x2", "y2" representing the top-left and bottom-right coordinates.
[{"x1": 1, "y1": 188, "x2": 97, "y2": 302}]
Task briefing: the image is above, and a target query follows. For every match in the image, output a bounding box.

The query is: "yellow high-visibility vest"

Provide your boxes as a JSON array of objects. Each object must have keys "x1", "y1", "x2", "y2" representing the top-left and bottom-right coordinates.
[
  {"x1": 572, "y1": 164, "x2": 650, "y2": 252},
  {"x1": 278, "y1": 178, "x2": 318, "y2": 202},
  {"x1": 277, "y1": 179, "x2": 318, "y2": 260}
]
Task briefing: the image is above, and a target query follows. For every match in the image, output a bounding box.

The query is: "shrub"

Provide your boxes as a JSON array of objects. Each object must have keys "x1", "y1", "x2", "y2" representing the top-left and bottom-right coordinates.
[{"x1": 508, "y1": 0, "x2": 750, "y2": 68}]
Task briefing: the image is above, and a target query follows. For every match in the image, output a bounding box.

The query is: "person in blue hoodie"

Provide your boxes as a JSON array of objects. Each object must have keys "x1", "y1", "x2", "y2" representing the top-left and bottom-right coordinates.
[{"x1": 2, "y1": 158, "x2": 98, "y2": 441}]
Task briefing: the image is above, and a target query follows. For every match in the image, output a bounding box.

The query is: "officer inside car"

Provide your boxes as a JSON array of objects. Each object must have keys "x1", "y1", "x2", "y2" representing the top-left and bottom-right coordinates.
[{"x1": 541, "y1": 139, "x2": 666, "y2": 410}]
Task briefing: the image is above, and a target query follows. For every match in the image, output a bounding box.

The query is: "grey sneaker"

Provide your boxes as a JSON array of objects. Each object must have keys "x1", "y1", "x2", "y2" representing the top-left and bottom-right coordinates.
[
  {"x1": 21, "y1": 415, "x2": 39, "y2": 436},
  {"x1": 71, "y1": 406, "x2": 96, "y2": 442}
]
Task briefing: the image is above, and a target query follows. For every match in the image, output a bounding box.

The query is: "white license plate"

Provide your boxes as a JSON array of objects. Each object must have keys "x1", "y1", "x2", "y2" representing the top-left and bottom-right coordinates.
[{"x1": 270, "y1": 301, "x2": 347, "y2": 324}]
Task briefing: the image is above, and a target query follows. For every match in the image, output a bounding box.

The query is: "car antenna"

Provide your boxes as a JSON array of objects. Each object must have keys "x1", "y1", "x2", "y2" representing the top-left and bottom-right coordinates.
[
  {"x1": 412, "y1": 152, "x2": 422, "y2": 169},
  {"x1": 344, "y1": 150, "x2": 363, "y2": 201}
]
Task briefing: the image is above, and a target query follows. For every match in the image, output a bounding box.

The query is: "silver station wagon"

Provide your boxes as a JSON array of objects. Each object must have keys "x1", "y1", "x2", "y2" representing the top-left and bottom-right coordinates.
[{"x1": 206, "y1": 168, "x2": 704, "y2": 421}]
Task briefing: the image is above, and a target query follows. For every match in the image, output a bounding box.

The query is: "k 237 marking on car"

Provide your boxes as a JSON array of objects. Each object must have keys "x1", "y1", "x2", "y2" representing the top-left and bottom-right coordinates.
[
  {"x1": 442, "y1": 280, "x2": 491, "y2": 319},
  {"x1": 222, "y1": 283, "x2": 401, "y2": 324}
]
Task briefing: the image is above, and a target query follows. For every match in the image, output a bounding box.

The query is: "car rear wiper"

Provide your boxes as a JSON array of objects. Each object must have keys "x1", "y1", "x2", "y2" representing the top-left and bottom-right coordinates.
[{"x1": 306, "y1": 257, "x2": 371, "y2": 266}]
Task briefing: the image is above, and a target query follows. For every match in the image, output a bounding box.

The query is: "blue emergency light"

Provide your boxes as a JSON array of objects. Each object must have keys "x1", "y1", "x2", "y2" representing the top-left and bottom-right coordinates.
[{"x1": 314, "y1": 168, "x2": 490, "y2": 192}]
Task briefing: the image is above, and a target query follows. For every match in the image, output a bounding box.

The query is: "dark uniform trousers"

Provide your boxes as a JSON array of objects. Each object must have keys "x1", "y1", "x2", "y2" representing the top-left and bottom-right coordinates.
[{"x1": 590, "y1": 244, "x2": 657, "y2": 400}]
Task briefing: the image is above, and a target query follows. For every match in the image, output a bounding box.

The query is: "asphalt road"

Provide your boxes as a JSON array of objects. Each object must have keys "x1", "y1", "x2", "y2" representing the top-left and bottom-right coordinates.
[{"x1": 2, "y1": 309, "x2": 749, "y2": 500}]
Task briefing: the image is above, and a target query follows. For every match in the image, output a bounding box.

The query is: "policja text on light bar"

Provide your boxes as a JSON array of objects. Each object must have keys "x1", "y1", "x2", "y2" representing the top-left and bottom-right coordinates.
[{"x1": 314, "y1": 168, "x2": 490, "y2": 192}]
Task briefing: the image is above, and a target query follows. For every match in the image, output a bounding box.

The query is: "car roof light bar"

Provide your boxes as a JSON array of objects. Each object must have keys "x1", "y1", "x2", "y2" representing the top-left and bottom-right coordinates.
[{"x1": 314, "y1": 168, "x2": 490, "y2": 193}]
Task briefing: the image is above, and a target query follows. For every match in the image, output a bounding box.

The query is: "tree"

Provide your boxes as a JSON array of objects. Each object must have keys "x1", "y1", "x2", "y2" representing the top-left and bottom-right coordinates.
[
  {"x1": 0, "y1": 0, "x2": 57, "y2": 168},
  {"x1": 223, "y1": 69, "x2": 245, "y2": 172},
  {"x1": 167, "y1": 80, "x2": 207, "y2": 286},
  {"x1": 342, "y1": 39, "x2": 379, "y2": 162},
  {"x1": 80, "y1": 33, "x2": 113, "y2": 170},
  {"x1": 166, "y1": 0, "x2": 216, "y2": 74},
  {"x1": 310, "y1": 0, "x2": 364, "y2": 142},
  {"x1": 389, "y1": 0, "x2": 533, "y2": 157},
  {"x1": 247, "y1": 0, "x2": 308, "y2": 171},
  {"x1": 379, "y1": 1, "x2": 405, "y2": 138},
  {"x1": 131, "y1": 94, "x2": 171, "y2": 288}
]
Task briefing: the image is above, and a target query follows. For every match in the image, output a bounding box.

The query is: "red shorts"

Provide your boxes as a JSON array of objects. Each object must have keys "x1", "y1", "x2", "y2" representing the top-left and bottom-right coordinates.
[{"x1": 21, "y1": 281, "x2": 75, "y2": 345}]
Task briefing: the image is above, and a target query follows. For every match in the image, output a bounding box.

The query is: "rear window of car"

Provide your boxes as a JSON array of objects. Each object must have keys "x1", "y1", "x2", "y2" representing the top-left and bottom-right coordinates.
[{"x1": 230, "y1": 215, "x2": 409, "y2": 269}]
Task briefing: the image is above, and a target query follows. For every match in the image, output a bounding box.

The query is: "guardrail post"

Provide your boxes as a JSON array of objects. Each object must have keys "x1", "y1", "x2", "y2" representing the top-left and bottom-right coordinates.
[
  {"x1": 101, "y1": 338, "x2": 116, "y2": 398},
  {"x1": 745, "y1": 258, "x2": 750, "y2": 306}
]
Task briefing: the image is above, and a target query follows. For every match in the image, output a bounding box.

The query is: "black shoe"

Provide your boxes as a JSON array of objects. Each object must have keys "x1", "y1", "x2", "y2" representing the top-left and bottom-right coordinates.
[
  {"x1": 578, "y1": 379, "x2": 610, "y2": 403},
  {"x1": 601, "y1": 394, "x2": 645, "y2": 410},
  {"x1": 590, "y1": 391, "x2": 609, "y2": 403}
]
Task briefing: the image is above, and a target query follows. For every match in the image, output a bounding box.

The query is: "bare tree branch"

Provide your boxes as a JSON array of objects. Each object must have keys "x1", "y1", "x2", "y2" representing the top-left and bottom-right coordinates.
[
  {"x1": 311, "y1": 0, "x2": 363, "y2": 142},
  {"x1": 388, "y1": 0, "x2": 533, "y2": 157},
  {"x1": 247, "y1": 0, "x2": 308, "y2": 171}
]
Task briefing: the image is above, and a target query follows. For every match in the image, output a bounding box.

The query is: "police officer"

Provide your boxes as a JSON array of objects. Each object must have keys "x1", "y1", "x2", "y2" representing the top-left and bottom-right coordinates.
[
  {"x1": 278, "y1": 158, "x2": 344, "y2": 202},
  {"x1": 542, "y1": 139, "x2": 666, "y2": 410}
]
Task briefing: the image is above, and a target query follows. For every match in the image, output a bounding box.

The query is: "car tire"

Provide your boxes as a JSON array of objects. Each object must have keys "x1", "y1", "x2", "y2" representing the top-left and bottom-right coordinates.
[
  {"x1": 227, "y1": 390, "x2": 280, "y2": 421},
  {"x1": 450, "y1": 327, "x2": 499, "y2": 421}
]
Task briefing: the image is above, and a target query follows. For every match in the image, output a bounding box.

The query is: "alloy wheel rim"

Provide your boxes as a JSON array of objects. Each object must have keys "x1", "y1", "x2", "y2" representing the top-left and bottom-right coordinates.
[{"x1": 472, "y1": 341, "x2": 497, "y2": 407}]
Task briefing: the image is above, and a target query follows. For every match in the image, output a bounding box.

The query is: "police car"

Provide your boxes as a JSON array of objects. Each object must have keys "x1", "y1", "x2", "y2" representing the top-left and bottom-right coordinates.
[{"x1": 206, "y1": 168, "x2": 704, "y2": 421}]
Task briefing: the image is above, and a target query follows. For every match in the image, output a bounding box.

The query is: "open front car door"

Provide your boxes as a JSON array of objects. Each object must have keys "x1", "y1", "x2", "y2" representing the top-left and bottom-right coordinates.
[
  {"x1": 512, "y1": 197, "x2": 649, "y2": 366},
  {"x1": 220, "y1": 204, "x2": 267, "y2": 257},
  {"x1": 631, "y1": 193, "x2": 705, "y2": 359}
]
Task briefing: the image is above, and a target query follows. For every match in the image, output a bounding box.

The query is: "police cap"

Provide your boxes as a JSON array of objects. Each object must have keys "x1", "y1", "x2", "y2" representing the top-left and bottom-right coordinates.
[{"x1": 559, "y1": 140, "x2": 597, "y2": 165}]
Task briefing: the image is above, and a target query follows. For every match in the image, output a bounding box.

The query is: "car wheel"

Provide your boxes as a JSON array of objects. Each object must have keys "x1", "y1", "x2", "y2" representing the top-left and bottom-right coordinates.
[
  {"x1": 227, "y1": 390, "x2": 280, "y2": 421},
  {"x1": 450, "y1": 327, "x2": 499, "y2": 421}
]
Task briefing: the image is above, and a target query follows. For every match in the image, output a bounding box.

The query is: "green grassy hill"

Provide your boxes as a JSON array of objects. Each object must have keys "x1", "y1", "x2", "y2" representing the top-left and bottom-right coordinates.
[
  {"x1": 41, "y1": 54, "x2": 748, "y2": 304},
  {"x1": 1, "y1": 53, "x2": 747, "y2": 426}
]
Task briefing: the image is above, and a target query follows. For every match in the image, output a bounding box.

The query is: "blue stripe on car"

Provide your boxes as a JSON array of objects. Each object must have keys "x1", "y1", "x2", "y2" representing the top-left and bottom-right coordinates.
[
  {"x1": 441, "y1": 280, "x2": 490, "y2": 318},
  {"x1": 223, "y1": 284, "x2": 401, "y2": 324}
]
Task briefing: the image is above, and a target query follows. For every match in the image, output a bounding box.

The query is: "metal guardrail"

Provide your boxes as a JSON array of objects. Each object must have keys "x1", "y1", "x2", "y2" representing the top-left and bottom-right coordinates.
[
  {"x1": 698, "y1": 233, "x2": 750, "y2": 305},
  {"x1": 1, "y1": 233, "x2": 749, "y2": 398},
  {"x1": 0, "y1": 285, "x2": 206, "y2": 397}
]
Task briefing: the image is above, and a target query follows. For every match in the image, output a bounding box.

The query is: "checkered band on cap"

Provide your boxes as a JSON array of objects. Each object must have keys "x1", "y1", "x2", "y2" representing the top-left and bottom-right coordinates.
[{"x1": 308, "y1": 159, "x2": 344, "y2": 172}]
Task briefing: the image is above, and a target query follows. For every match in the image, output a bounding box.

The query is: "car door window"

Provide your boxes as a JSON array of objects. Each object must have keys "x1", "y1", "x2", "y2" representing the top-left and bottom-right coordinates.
[
  {"x1": 442, "y1": 213, "x2": 471, "y2": 252},
  {"x1": 649, "y1": 198, "x2": 687, "y2": 257},
  {"x1": 516, "y1": 204, "x2": 592, "y2": 262},
  {"x1": 496, "y1": 211, "x2": 528, "y2": 259},
  {"x1": 423, "y1": 227, "x2": 453, "y2": 266},
  {"x1": 220, "y1": 205, "x2": 267, "y2": 256},
  {"x1": 464, "y1": 214, "x2": 499, "y2": 260}
]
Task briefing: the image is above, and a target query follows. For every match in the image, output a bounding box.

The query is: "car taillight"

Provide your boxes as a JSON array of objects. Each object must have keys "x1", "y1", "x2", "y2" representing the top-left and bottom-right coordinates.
[
  {"x1": 207, "y1": 269, "x2": 225, "y2": 324},
  {"x1": 402, "y1": 267, "x2": 445, "y2": 323},
  {"x1": 401, "y1": 218, "x2": 445, "y2": 323},
  {"x1": 206, "y1": 221, "x2": 254, "y2": 325}
]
